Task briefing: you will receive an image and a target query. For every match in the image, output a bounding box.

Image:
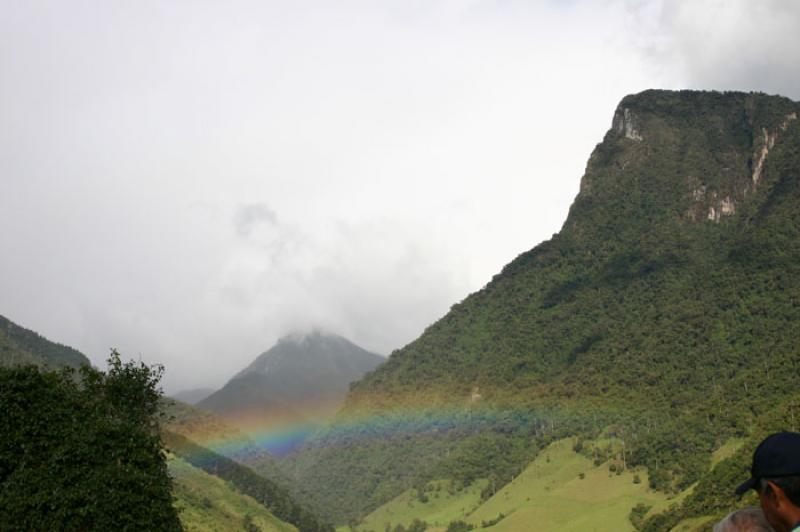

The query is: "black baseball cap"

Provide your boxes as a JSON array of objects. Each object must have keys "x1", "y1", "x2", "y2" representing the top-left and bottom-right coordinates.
[{"x1": 735, "y1": 432, "x2": 800, "y2": 496}]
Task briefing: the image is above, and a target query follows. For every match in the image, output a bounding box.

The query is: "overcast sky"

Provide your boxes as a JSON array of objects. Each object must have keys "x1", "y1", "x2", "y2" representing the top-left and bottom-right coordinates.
[{"x1": 1, "y1": 0, "x2": 799, "y2": 392}]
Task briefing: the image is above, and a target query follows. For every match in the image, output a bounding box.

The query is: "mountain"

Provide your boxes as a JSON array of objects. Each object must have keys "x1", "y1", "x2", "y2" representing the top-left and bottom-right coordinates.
[
  {"x1": 170, "y1": 387, "x2": 216, "y2": 405},
  {"x1": 0, "y1": 314, "x2": 90, "y2": 369},
  {"x1": 283, "y1": 90, "x2": 800, "y2": 526},
  {"x1": 198, "y1": 331, "x2": 383, "y2": 454}
]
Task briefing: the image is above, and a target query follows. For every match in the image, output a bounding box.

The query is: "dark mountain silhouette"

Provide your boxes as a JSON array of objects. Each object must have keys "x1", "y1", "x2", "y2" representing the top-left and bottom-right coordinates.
[
  {"x1": 198, "y1": 331, "x2": 383, "y2": 454},
  {"x1": 170, "y1": 387, "x2": 216, "y2": 405}
]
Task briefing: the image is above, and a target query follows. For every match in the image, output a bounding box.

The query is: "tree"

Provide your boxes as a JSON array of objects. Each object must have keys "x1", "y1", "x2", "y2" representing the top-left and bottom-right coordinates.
[
  {"x1": 0, "y1": 351, "x2": 182, "y2": 530},
  {"x1": 446, "y1": 521, "x2": 474, "y2": 532}
]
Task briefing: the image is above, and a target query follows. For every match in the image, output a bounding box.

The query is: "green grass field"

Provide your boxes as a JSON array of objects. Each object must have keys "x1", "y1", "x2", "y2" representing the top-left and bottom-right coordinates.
[
  {"x1": 351, "y1": 478, "x2": 488, "y2": 531},
  {"x1": 352, "y1": 437, "x2": 687, "y2": 532},
  {"x1": 466, "y1": 438, "x2": 671, "y2": 532},
  {"x1": 169, "y1": 455, "x2": 297, "y2": 532},
  {"x1": 710, "y1": 438, "x2": 745, "y2": 469}
]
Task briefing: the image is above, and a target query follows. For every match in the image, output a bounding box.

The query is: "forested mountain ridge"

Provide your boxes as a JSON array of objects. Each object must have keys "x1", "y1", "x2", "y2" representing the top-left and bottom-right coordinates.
[
  {"x1": 284, "y1": 90, "x2": 800, "y2": 525},
  {"x1": 348, "y1": 90, "x2": 799, "y2": 407},
  {"x1": 0, "y1": 314, "x2": 90, "y2": 369}
]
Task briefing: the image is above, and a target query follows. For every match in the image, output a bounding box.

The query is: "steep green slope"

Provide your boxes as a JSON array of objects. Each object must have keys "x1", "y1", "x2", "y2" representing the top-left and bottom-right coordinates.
[
  {"x1": 355, "y1": 478, "x2": 488, "y2": 531},
  {"x1": 465, "y1": 439, "x2": 666, "y2": 532},
  {"x1": 0, "y1": 314, "x2": 90, "y2": 369},
  {"x1": 285, "y1": 90, "x2": 800, "y2": 524},
  {"x1": 161, "y1": 397, "x2": 298, "y2": 499},
  {"x1": 169, "y1": 455, "x2": 297, "y2": 532},
  {"x1": 165, "y1": 430, "x2": 334, "y2": 532},
  {"x1": 353, "y1": 438, "x2": 680, "y2": 532},
  {"x1": 640, "y1": 392, "x2": 800, "y2": 531}
]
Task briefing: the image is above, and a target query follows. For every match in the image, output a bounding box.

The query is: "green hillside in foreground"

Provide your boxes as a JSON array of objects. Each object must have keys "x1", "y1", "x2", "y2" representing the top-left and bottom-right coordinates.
[
  {"x1": 465, "y1": 439, "x2": 666, "y2": 532},
  {"x1": 170, "y1": 455, "x2": 297, "y2": 532},
  {"x1": 0, "y1": 314, "x2": 90, "y2": 369},
  {"x1": 161, "y1": 398, "x2": 298, "y2": 501},
  {"x1": 284, "y1": 90, "x2": 800, "y2": 526},
  {"x1": 353, "y1": 478, "x2": 488, "y2": 531},
  {"x1": 165, "y1": 430, "x2": 334, "y2": 532},
  {"x1": 352, "y1": 438, "x2": 684, "y2": 532}
]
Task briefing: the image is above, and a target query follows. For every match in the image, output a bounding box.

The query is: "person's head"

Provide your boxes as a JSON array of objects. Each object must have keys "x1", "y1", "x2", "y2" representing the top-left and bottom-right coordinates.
[
  {"x1": 713, "y1": 506, "x2": 773, "y2": 532},
  {"x1": 756, "y1": 477, "x2": 800, "y2": 532},
  {"x1": 736, "y1": 432, "x2": 800, "y2": 532}
]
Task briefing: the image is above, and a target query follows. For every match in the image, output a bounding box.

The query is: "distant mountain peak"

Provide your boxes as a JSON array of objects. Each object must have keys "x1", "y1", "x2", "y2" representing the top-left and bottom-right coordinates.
[{"x1": 197, "y1": 331, "x2": 384, "y2": 454}]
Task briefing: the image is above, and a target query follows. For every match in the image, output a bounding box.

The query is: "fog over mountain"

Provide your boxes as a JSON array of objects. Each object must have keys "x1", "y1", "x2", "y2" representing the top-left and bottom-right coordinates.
[{"x1": 1, "y1": 0, "x2": 798, "y2": 392}]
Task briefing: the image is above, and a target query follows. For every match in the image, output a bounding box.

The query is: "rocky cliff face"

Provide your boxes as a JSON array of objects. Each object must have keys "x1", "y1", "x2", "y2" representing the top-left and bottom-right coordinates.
[{"x1": 572, "y1": 91, "x2": 798, "y2": 240}]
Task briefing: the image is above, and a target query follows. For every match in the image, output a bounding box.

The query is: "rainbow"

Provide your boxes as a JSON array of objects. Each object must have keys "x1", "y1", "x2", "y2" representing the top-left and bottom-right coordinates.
[{"x1": 172, "y1": 400, "x2": 607, "y2": 460}]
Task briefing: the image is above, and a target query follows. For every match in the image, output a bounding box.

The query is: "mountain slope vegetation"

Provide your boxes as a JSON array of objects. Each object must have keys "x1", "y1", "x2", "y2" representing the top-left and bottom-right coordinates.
[
  {"x1": 284, "y1": 90, "x2": 800, "y2": 526},
  {"x1": 353, "y1": 438, "x2": 679, "y2": 532},
  {"x1": 164, "y1": 430, "x2": 334, "y2": 532},
  {"x1": 0, "y1": 314, "x2": 90, "y2": 369},
  {"x1": 161, "y1": 397, "x2": 296, "y2": 494},
  {"x1": 169, "y1": 455, "x2": 297, "y2": 532}
]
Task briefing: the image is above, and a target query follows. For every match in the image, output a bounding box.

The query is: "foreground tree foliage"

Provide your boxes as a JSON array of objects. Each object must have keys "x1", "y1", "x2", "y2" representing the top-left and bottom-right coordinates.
[{"x1": 0, "y1": 351, "x2": 182, "y2": 531}]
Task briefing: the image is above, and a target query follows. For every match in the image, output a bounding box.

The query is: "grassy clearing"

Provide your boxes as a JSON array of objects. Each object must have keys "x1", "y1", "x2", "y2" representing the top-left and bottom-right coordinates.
[
  {"x1": 353, "y1": 479, "x2": 488, "y2": 531},
  {"x1": 351, "y1": 438, "x2": 675, "y2": 532},
  {"x1": 169, "y1": 456, "x2": 297, "y2": 532},
  {"x1": 466, "y1": 438, "x2": 670, "y2": 531},
  {"x1": 710, "y1": 438, "x2": 746, "y2": 469},
  {"x1": 644, "y1": 482, "x2": 695, "y2": 520}
]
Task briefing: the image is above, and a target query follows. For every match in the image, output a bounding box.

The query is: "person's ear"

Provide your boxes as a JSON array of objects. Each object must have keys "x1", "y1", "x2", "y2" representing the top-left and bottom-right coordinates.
[{"x1": 765, "y1": 481, "x2": 786, "y2": 505}]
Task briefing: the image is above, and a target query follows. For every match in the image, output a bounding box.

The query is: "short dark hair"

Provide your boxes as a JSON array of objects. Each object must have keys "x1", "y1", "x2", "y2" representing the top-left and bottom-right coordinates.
[{"x1": 760, "y1": 476, "x2": 800, "y2": 507}]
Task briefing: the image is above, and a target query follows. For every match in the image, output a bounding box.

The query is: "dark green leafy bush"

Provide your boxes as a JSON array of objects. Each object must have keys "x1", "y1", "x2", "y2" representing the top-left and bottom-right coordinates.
[{"x1": 0, "y1": 352, "x2": 181, "y2": 531}]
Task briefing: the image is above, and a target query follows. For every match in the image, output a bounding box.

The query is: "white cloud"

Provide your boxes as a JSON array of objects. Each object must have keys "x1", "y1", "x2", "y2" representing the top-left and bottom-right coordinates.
[
  {"x1": 625, "y1": 0, "x2": 800, "y2": 98},
  {"x1": 1, "y1": 0, "x2": 795, "y2": 391}
]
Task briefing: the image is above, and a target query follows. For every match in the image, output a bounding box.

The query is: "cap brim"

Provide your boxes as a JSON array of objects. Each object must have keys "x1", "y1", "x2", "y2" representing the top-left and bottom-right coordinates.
[{"x1": 735, "y1": 477, "x2": 757, "y2": 496}]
